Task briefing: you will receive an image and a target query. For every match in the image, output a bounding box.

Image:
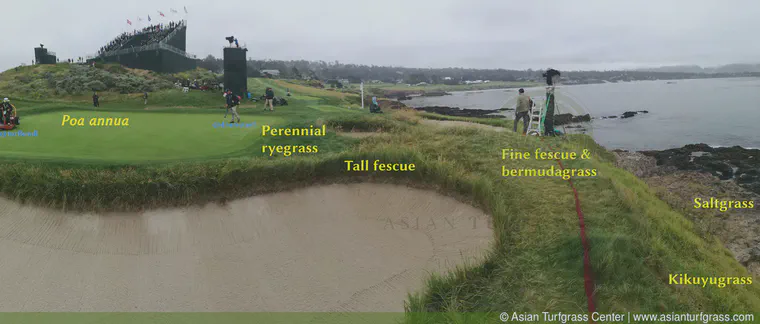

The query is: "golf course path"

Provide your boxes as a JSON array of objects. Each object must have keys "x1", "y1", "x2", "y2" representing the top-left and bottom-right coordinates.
[{"x1": 0, "y1": 183, "x2": 493, "y2": 312}]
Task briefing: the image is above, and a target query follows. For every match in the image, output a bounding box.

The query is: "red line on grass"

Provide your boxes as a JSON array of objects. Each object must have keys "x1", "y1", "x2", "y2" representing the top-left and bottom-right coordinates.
[{"x1": 541, "y1": 137, "x2": 597, "y2": 319}]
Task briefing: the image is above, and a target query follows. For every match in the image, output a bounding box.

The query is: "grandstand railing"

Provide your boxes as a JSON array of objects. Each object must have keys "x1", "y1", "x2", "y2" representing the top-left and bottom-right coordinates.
[
  {"x1": 160, "y1": 20, "x2": 186, "y2": 44},
  {"x1": 100, "y1": 42, "x2": 196, "y2": 59}
]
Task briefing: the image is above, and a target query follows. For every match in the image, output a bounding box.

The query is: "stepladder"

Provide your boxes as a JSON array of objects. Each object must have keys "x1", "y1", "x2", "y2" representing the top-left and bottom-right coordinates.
[{"x1": 526, "y1": 97, "x2": 544, "y2": 136}]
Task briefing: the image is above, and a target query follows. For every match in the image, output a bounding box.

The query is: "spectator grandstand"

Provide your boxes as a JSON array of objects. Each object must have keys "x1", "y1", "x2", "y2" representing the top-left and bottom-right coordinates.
[
  {"x1": 89, "y1": 20, "x2": 196, "y2": 73},
  {"x1": 97, "y1": 21, "x2": 182, "y2": 56}
]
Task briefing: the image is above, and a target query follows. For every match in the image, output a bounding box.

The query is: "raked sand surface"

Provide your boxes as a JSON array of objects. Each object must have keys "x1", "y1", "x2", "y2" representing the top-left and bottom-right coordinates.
[{"x1": 0, "y1": 183, "x2": 493, "y2": 312}]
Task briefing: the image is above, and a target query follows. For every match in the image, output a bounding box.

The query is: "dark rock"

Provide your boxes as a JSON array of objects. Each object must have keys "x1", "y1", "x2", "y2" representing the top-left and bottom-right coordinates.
[
  {"x1": 420, "y1": 91, "x2": 451, "y2": 97},
  {"x1": 684, "y1": 143, "x2": 714, "y2": 152},
  {"x1": 553, "y1": 113, "x2": 591, "y2": 125},
  {"x1": 643, "y1": 144, "x2": 760, "y2": 195},
  {"x1": 378, "y1": 99, "x2": 407, "y2": 110},
  {"x1": 600, "y1": 111, "x2": 648, "y2": 119},
  {"x1": 414, "y1": 106, "x2": 505, "y2": 118}
]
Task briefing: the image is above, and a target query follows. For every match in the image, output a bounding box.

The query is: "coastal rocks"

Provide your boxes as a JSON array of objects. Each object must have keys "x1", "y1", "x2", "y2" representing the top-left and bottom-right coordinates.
[
  {"x1": 413, "y1": 106, "x2": 505, "y2": 118},
  {"x1": 599, "y1": 111, "x2": 649, "y2": 119},
  {"x1": 378, "y1": 99, "x2": 407, "y2": 110},
  {"x1": 382, "y1": 90, "x2": 416, "y2": 100},
  {"x1": 621, "y1": 111, "x2": 637, "y2": 118},
  {"x1": 554, "y1": 113, "x2": 591, "y2": 125},
  {"x1": 641, "y1": 144, "x2": 760, "y2": 194},
  {"x1": 646, "y1": 170, "x2": 760, "y2": 276},
  {"x1": 614, "y1": 149, "x2": 760, "y2": 276},
  {"x1": 420, "y1": 91, "x2": 451, "y2": 97},
  {"x1": 612, "y1": 151, "x2": 658, "y2": 177}
]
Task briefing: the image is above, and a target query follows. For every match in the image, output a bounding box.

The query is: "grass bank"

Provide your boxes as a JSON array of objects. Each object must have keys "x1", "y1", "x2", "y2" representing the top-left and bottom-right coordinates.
[
  {"x1": 354, "y1": 81, "x2": 541, "y2": 93},
  {"x1": 417, "y1": 112, "x2": 512, "y2": 128},
  {"x1": 0, "y1": 73, "x2": 757, "y2": 318}
]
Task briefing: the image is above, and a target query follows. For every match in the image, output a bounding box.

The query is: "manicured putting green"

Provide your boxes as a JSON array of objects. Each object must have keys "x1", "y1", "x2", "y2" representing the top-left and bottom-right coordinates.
[{"x1": 1, "y1": 111, "x2": 283, "y2": 162}]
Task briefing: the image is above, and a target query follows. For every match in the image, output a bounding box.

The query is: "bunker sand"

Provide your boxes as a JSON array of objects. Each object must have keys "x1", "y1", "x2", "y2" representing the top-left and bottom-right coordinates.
[{"x1": 0, "y1": 183, "x2": 492, "y2": 311}]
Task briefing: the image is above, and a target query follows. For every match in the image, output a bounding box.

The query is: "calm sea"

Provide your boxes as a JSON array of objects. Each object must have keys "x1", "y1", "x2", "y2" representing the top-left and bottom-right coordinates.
[{"x1": 402, "y1": 78, "x2": 760, "y2": 150}]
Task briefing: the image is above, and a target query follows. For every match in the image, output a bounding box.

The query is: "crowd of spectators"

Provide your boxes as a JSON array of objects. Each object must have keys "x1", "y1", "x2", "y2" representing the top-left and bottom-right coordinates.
[{"x1": 97, "y1": 21, "x2": 182, "y2": 56}]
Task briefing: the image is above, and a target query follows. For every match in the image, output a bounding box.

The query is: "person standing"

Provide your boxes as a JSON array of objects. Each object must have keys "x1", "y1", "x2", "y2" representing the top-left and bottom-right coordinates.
[
  {"x1": 265, "y1": 87, "x2": 275, "y2": 111},
  {"x1": 369, "y1": 97, "x2": 382, "y2": 113},
  {"x1": 92, "y1": 92, "x2": 100, "y2": 107},
  {"x1": 143, "y1": 91, "x2": 149, "y2": 105},
  {"x1": 512, "y1": 89, "x2": 532, "y2": 134},
  {"x1": 225, "y1": 90, "x2": 241, "y2": 123}
]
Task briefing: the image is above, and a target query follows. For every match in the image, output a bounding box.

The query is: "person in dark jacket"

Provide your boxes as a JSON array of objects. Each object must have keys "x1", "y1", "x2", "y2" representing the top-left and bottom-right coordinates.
[
  {"x1": 264, "y1": 87, "x2": 275, "y2": 111},
  {"x1": 93, "y1": 92, "x2": 100, "y2": 107},
  {"x1": 143, "y1": 91, "x2": 149, "y2": 105},
  {"x1": 225, "y1": 90, "x2": 241, "y2": 123}
]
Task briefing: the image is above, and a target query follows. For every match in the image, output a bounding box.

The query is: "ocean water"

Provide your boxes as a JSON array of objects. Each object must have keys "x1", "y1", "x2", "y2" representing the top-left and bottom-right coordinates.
[{"x1": 402, "y1": 78, "x2": 760, "y2": 150}]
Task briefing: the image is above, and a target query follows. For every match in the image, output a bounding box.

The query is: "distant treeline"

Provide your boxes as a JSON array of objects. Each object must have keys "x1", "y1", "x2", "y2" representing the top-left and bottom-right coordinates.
[{"x1": 196, "y1": 55, "x2": 760, "y2": 84}]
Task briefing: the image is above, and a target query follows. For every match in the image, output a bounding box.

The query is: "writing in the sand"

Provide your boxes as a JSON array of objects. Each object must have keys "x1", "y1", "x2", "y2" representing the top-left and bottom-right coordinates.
[{"x1": 344, "y1": 160, "x2": 416, "y2": 172}]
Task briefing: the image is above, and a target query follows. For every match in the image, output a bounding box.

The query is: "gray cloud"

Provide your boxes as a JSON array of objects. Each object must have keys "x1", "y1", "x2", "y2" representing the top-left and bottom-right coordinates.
[{"x1": 2, "y1": 0, "x2": 758, "y2": 72}]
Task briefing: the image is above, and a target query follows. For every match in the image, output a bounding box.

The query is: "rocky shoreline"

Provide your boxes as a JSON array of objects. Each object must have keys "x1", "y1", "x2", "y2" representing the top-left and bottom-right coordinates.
[
  {"x1": 640, "y1": 144, "x2": 760, "y2": 194},
  {"x1": 405, "y1": 104, "x2": 649, "y2": 125},
  {"x1": 614, "y1": 145, "x2": 760, "y2": 276},
  {"x1": 598, "y1": 110, "x2": 649, "y2": 119},
  {"x1": 412, "y1": 106, "x2": 504, "y2": 118}
]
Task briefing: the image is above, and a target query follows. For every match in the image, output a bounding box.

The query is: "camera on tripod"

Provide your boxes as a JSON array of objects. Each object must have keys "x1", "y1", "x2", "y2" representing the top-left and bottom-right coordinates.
[{"x1": 542, "y1": 68, "x2": 561, "y2": 86}]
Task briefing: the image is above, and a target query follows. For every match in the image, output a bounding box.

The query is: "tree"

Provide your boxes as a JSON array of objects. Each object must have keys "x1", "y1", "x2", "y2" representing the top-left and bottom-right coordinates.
[
  {"x1": 248, "y1": 68, "x2": 261, "y2": 77},
  {"x1": 291, "y1": 67, "x2": 302, "y2": 79}
]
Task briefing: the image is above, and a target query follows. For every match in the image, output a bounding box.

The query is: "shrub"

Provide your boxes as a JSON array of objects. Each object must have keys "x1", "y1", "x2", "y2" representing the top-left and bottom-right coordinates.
[{"x1": 86, "y1": 80, "x2": 107, "y2": 91}]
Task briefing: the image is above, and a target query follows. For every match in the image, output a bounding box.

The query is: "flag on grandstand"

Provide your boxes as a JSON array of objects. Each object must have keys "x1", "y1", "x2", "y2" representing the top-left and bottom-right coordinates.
[
  {"x1": 184, "y1": 6, "x2": 188, "y2": 13},
  {"x1": 159, "y1": 11, "x2": 165, "y2": 17},
  {"x1": 127, "y1": 19, "x2": 132, "y2": 25},
  {"x1": 148, "y1": 14, "x2": 151, "y2": 21}
]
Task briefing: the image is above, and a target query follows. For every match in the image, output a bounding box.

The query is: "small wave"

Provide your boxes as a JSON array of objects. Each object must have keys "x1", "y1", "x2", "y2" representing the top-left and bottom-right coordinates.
[{"x1": 705, "y1": 144, "x2": 760, "y2": 150}]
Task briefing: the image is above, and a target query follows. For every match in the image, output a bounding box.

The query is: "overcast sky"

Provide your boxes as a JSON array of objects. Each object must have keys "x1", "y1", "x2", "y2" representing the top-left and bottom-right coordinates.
[{"x1": 3, "y1": 0, "x2": 759, "y2": 72}]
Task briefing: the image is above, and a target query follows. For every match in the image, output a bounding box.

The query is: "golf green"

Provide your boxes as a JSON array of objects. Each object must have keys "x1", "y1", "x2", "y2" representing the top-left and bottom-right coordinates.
[{"x1": 1, "y1": 111, "x2": 284, "y2": 162}]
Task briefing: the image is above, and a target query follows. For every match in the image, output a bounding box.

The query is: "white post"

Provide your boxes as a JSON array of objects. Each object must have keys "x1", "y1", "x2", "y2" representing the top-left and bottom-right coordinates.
[{"x1": 360, "y1": 82, "x2": 364, "y2": 109}]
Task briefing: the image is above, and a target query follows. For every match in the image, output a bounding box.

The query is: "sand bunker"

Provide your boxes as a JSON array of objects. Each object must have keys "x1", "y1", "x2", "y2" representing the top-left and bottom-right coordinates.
[{"x1": 0, "y1": 183, "x2": 492, "y2": 312}]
